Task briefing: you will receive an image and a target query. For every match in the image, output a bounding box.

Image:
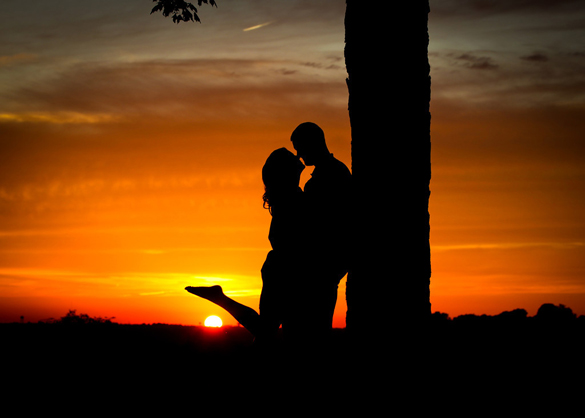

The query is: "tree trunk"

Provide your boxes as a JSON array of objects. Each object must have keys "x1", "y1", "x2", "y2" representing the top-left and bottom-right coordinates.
[{"x1": 345, "y1": 1, "x2": 431, "y2": 342}]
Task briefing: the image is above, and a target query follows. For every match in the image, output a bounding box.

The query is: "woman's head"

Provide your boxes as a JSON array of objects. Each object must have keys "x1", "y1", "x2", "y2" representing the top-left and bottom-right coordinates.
[{"x1": 262, "y1": 148, "x2": 304, "y2": 211}]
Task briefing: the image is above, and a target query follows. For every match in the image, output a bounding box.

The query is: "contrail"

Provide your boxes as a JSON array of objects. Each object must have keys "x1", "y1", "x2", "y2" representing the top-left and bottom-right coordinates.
[{"x1": 243, "y1": 21, "x2": 274, "y2": 32}]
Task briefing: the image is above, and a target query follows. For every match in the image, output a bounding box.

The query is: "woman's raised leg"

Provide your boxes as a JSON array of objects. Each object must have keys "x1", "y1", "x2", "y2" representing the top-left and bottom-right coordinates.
[{"x1": 185, "y1": 286, "x2": 262, "y2": 337}]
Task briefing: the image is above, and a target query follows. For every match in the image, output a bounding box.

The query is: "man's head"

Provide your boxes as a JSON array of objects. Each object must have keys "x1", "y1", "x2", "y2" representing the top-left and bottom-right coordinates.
[{"x1": 290, "y1": 122, "x2": 329, "y2": 166}]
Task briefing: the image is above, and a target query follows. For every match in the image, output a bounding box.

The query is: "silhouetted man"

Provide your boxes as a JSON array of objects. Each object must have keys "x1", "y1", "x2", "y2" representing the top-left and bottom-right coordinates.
[{"x1": 290, "y1": 122, "x2": 352, "y2": 343}]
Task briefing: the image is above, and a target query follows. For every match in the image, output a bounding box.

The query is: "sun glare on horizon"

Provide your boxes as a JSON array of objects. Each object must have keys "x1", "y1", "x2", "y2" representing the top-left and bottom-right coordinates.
[{"x1": 204, "y1": 315, "x2": 223, "y2": 327}]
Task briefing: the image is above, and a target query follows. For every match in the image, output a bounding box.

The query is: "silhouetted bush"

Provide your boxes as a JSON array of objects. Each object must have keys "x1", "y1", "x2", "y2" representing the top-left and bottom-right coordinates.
[
  {"x1": 431, "y1": 311, "x2": 450, "y2": 322},
  {"x1": 535, "y1": 304, "x2": 576, "y2": 322},
  {"x1": 494, "y1": 308, "x2": 528, "y2": 321},
  {"x1": 49, "y1": 309, "x2": 116, "y2": 325}
]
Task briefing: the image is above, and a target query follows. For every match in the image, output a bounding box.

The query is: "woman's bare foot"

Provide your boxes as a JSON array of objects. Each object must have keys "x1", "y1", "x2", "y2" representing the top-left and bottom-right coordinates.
[{"x1": 185, "y1": 285, "x2": 224, "y2": 303}]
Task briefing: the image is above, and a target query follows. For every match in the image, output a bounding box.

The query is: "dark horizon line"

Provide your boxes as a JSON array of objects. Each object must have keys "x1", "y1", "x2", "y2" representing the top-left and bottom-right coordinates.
[{"x1": 3, "y1": 302, "x2": 583, "y2": 326}]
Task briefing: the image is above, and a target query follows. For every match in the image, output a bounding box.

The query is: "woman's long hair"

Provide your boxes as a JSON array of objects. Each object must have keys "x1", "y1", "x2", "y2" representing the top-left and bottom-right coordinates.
[{"x1": 262, "y1": 148, "x2": 304, "y2": 214}]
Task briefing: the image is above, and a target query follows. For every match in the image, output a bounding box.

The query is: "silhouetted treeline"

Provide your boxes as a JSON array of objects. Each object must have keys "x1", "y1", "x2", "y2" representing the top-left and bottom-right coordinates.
[
  {"x1": 430, "y1": 303, "x2": 584, "y2": 355},
  {"x1": 3, "y1": 303, "x2": 583, "y2": 404},
  {"x1": 432, "y1": 302, "x2": 582, "y2": 323},
  {"x1": 427, "y1": 303, "x2": 584, "y2": 398}
]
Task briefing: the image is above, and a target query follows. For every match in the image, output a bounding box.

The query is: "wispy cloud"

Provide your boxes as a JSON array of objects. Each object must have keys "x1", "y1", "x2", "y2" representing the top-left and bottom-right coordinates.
[
  {"x1": 454, "y1": 53, "x2": 499, "y2": 70},
  {"x1": 139, "y1": 291, "x2": 167, "y2": 296},
  {"x1": 0, "y1": 112, "x2": 118, "y2": 124},
  {"x1": 1, "y1": 58, "x2": 346, "y2": 123},
  {"x1": 431, "y1": 0, "x2": 585, "y2": 18},
  {"x1": 0, "y1": 268, "x2": 261, "y2": 298},
  {"x1": 433, "y1": 242, "x2": 585, "y2": 251},
  {"x1": 520, "y1": 52, "x2": 549, "y2": 62},
  {"x1": 0, "y1": 53, "x2": 37, "y2": 67}
]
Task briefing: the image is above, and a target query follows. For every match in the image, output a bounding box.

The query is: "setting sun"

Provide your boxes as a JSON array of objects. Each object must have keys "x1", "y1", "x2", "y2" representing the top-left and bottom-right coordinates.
[{"x1": 204, "y1": 316, "x2": 223, "y2": 328}]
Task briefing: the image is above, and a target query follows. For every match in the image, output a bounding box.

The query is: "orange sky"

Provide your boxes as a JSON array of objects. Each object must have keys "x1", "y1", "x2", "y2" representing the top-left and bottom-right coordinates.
[{"x1": 1, "y1": 0, "x2": 585, "y2": 326}]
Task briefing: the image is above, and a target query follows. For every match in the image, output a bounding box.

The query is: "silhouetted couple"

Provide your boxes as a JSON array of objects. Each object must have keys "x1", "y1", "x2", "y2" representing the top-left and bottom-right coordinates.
[{"x1": 186, "y1": 122, "x2": 351, "y2": 350}]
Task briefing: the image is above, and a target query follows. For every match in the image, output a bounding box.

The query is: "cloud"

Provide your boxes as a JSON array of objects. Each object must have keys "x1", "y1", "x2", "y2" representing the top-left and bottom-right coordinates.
[
  {"x1": 431, "y1": 0, "x2": 585, "y2": 18},
  {"x1": 300, "y1": 60, "x2": 344, "y2": 71},
  {"x1": 469, "y1": 0, "x2": 583, "y2": 13},
  {"x1": 0, "y1": 53, "x2": 37, "y2": 67},
  {"x1": 454, "y1": 53, "x2": 499, "y2": 70},
  {"x1": 431, "y1": 47, "x2": 585, "y2": 109},
  {"x1": 139, "y1": 291, "x2": 167, "y2": 296},
  {"x1": 433, "y1": 242, "x2": 585, "y2": 251},
  {"x1": 429, "y1": 0, "x2": 585, "y2": 68},
  {"x1": 520, "y1": 53, "x2": 549, "y2": 62},
  {"x1": 2, "y1": 57, "x2": 347, "y2": 123},
  {"x1": 0, "y1": 111, "x2": 118, "y2": 124},
  {"x1": 0, "y1": 268, "x2": 251, "y2": 298}
]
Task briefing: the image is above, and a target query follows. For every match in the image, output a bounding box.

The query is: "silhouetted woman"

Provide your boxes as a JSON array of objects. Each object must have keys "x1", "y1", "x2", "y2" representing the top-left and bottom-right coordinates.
[{"x1": 186, "y1": 148, "x2": 305, "y2": 344}]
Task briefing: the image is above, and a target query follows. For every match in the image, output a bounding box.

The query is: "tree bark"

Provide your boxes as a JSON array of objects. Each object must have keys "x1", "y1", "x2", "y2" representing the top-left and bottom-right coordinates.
[{"x1": 345, "y1": 1, "x2": 431, "y2": 341}]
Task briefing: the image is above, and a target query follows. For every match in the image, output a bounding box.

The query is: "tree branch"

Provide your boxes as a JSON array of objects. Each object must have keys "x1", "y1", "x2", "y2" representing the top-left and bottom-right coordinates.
[{"x1": 150, "y1": 0, "x2": 217, "y2": 24}]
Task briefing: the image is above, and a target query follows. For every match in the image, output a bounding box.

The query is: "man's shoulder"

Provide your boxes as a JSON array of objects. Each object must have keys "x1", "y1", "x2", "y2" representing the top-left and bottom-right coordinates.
[
  {"x1": 327, "y1": 154, "x2": 351, "y2": 178},
  {"x1": 306, "y1": 154, "x2": 351, "y2": 194},
  {"x1": 307, "y1": 155, "x2": 351, "y2": 194}
]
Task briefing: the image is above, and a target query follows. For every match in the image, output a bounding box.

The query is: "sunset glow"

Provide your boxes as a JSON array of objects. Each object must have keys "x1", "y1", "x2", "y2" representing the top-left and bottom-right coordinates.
[{"x1": 1, "y1": 0, "x2": 584, "y2": 326}]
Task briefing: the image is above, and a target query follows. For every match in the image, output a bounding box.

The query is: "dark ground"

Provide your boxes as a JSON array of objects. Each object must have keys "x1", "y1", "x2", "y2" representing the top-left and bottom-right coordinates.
[{"x1": 2, "y1": 312, "x2": 583, "y2": 411}]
